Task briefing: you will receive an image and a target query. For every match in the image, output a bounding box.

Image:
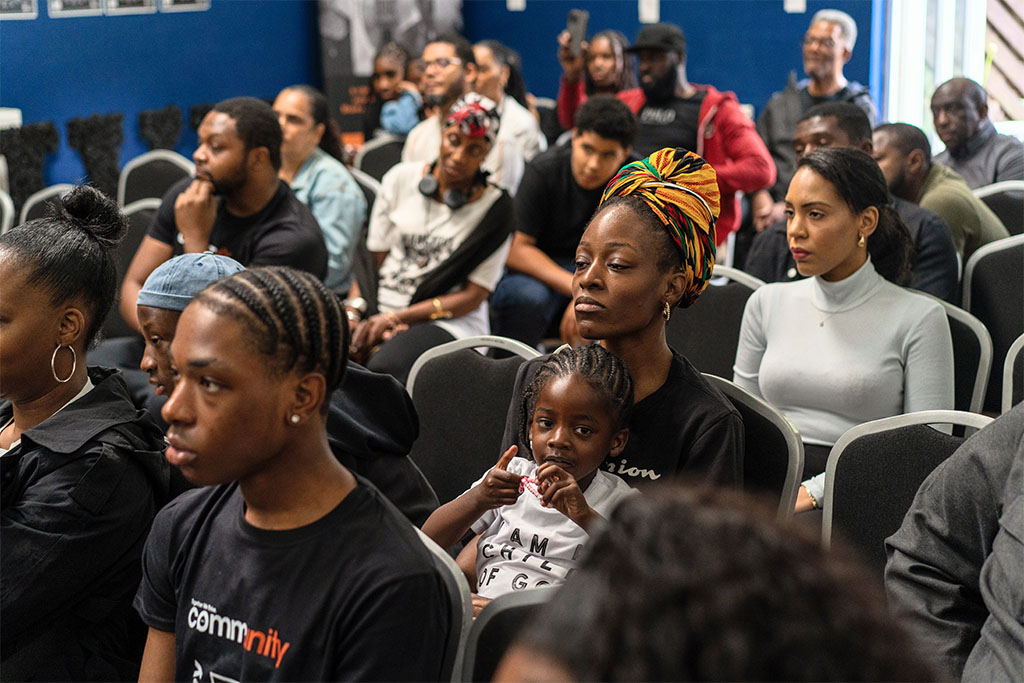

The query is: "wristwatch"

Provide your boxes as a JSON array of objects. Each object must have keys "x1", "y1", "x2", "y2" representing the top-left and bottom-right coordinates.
[{"x1": 343, "y1": 296, "x2": 368, "y2": 316}]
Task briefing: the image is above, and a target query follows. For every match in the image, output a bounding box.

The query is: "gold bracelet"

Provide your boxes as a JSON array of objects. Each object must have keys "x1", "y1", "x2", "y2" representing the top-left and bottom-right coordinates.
[
  {"x1": 429, "y1": 297, "x2": 452, "y2": 320},
  {"x1": 805, "y1": 488, "x2": 819, "y2": 510}
]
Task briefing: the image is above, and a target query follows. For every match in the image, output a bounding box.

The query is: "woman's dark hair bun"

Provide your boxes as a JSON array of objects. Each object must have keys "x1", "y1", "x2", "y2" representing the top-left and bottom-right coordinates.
[{"x1": 55, "y1": 185, "x2": 127, "y2": 249}]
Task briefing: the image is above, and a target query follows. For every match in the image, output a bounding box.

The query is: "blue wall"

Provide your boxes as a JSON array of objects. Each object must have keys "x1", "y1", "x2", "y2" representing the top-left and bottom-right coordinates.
[
  {"x1": 2, "y1": 0, "x2": 878, "y2": 186},
  {"x1": 463, "y1": 0, "x2": 875, "y2": 121},
  {"x1": 0, "y1": 0, "x2": 320, "y2": 185}
]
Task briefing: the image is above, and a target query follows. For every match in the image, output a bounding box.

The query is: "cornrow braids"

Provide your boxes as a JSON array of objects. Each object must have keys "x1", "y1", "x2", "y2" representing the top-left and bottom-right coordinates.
[
  {"x1": 195, "y1": 266, "x2": 349, "y2": 409},
  {"x1": 518, "y1": 343, "x2": 635, "y2": 453}
]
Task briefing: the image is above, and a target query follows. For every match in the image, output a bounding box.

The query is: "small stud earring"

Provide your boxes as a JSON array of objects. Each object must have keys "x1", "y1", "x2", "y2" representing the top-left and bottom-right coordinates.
[{"x1": 290, "y1": 414, "x2": 301, "y2": 424}]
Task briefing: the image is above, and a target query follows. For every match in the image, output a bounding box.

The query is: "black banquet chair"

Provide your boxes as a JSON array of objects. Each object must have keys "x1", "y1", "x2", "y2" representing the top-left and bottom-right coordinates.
[
  {"x1": 117, "y1": 149, "x2": 194, "y2": 207},
  {"x1": 406, "y1": 336, "x2": 540, "y2": 507},
  {"x1": 821, "y1": 410, "x2": 994, "y2": 577}
]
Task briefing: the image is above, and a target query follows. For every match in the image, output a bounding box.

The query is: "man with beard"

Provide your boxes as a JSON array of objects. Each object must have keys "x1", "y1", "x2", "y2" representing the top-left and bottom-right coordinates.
[
  {"x1": 872, "y1": 122, "x2": 1008, "y2": 261},
  {"x1": 119, "y1": 97, "x2": 327, "y2": 332},
  {"x1": 401, "y1": 33, "x2": 524, "y2": 193},
  {"x1": 931, "y1": 77, "x2": 1024, "y2": 189},
  {"x1": 626, "y1": 23, "x2": 773, "y2": 245},
  {"x1": 752, "y1": 9, "x2": 877, "y2": 231}
]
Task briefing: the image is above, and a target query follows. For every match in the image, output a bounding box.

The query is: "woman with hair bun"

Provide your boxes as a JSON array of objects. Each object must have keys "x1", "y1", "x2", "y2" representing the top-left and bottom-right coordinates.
[
  {"x1": 0, "y1": 186, "x2": 170, "y2": 680},
  {"x1": 503, "y1": 148, "x2": 743, "y2": 489},
  {"x1": 733, "y1": 147, "x2": 954, "y2": 512}
]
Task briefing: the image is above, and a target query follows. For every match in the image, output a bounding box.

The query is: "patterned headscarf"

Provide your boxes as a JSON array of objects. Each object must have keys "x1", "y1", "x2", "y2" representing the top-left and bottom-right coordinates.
[
  {"x1": 443, "y1": 93, "x2": 501, "y2": 145},
  {"x1": 600, "y1": 147, "x2": 720, "y2": 308}
]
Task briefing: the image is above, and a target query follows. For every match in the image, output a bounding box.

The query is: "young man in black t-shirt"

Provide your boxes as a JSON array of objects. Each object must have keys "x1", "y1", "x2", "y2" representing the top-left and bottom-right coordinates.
[
  {"x1": 118, "y1": 97, "x2": 327, "y2": 333},
  {"x1": 490, "y1": 96, "x2": 635, "y2": 349},
  {"x1": 133, "y1": 268, "x2": 449, "y2": 682}
]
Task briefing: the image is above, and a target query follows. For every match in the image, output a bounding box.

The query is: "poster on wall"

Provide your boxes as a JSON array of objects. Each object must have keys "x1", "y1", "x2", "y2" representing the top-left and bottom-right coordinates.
[
  {"x1": 0, "y1": 0, "x2": 37, "y2": 19},
  {"x1": 319, "y1": 0, "x2": 462, "y2": 146},
  {"x1": 49, "y1": 0, "x2": 101, "y2": 17},
  {"x1": 105, "y1": 0, "x2": 155, "y2": 14},
  {"x1": 160, "y1": 0, "x2": 208, "y2": 12}
]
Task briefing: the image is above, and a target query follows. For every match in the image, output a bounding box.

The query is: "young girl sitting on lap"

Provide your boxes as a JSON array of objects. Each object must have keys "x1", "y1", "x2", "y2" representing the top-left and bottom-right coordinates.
[{"x1": 422, "y1": 344, "x2": 636, "y2": 609}]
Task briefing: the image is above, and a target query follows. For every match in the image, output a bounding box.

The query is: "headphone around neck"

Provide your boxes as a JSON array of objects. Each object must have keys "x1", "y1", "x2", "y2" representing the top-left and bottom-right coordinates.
[{"x1": 418, "y1": 161, "x2": 489, "y2": 210}]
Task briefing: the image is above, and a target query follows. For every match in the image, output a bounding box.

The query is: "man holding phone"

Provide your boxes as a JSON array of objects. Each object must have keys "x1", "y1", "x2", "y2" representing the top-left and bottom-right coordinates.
[{"x1": 628, "y1": 22, "x2": 774, "y2": 246}]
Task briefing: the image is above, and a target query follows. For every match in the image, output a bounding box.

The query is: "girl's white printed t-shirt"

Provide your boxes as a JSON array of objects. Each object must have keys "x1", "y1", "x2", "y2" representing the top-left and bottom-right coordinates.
[{"x1": 469, "y1": 457, "x2": 635, "y2": 599}]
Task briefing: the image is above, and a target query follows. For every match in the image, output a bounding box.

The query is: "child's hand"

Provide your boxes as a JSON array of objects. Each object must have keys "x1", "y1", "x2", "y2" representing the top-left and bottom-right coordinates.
[
  {"x1": 473, "y1": 446, "x2": 522, "y2": 511},
  {"x1": 536, "y1": 462, "x2": 597, "y2": 530}
]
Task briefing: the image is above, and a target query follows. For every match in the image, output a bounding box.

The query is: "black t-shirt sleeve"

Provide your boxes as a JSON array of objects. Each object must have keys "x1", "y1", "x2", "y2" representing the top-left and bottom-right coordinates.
[
  {"x1": 513, "y1": 161, "x2": 549, "y2": 240},
  {"x1": 685, "y1": 409, "x2": 745, "y2": 486},
  {"x1": 332, "y1": 570, "x2": 450, "y2": 681},
  {"x1": 133, "y1": 500, "x2": 183, "y2": 633}
]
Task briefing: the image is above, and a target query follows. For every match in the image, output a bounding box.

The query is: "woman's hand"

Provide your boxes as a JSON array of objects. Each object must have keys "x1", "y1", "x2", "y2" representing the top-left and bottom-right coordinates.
[
  {"x1": 536, "y1": 462, "x2": 597, "y2": 530},
  {"x1": 471, "y1": 594, "x2": 492, "y2": 618},
  {"x1": 556, "y1": 30, "x2": 587, "y2": 82},
  {"x1": 349, "y1": 312, "x2": 406, "y2": 359},
  {"x1": 472, "y1": 446, "x2": 523, "y2": 511}
]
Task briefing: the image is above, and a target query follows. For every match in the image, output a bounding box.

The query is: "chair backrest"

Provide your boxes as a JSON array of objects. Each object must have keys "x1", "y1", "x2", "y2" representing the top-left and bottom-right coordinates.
[
  {"x1": 822, "y1": 410, "x2": 994, "y2": 575},
  {"x1": 18, "y1": 183, "x2": 74, "y2": 226},
  {"x1": 962, "y1": 235, "x2": 1024, "y2": 413},
  {"x1": 407, "y1": 336, "x2": 540, "y2": 505},
  {"x1": 1003, "y1": 333, "x2": 1024, "y2": 414},
  {"x1": 929, "y1": 297, "x2": 992, "y2": 414},
  {"x1": 665, "y1": 265, "x2": 764, "y2": 379},
  {"x1": 973, "y1": 180, "x2": 1024, "y2": 236},
  {"x1": 415, "y1": 528, "x2": 474, "y2": 682},
  {"x1": 101, "y1": 197, "x2": 161, "y2": 340},
  {"x1": 459, "y1": 587, "x2": 558, "y2": 682},
  {"x1": 117, "y1": 149, "x2": 194, "y2": 207},
  {"x1": 347, "y1": 167, "x2": 381, "y2": 314},
  {"x1": 0, "y1": 188, "x2": 13, "y2": 235},
  {"x1": 354, "y1": 134, "x2": 405, "y2": 183},
  {"x1": 702, "y1": 374, "x2": 804, "y2": 519}
]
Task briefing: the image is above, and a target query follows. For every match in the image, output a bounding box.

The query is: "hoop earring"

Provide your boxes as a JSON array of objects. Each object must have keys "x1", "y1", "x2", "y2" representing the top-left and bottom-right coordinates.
[
  {"x1": 51, "y1": 345, "x2": 77, "y2": 384},
  {"x1": 858, "y1": 233, "x2": 866, "y2": 248},
  {"x1": 662, "y1": 301, "x2": 672, "y2": 322}
]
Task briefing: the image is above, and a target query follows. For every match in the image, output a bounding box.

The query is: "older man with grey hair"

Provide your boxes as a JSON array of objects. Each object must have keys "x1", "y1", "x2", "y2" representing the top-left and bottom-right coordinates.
[{"x1": 751, "y1": 9, "x2": 878, "y2": 231}]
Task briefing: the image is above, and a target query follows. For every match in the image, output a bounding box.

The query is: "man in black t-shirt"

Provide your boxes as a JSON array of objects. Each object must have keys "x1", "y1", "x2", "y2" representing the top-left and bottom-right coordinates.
[
  {"x1": 490, "y1": 96, "x2": 635, "y2": 348},
  {"x1": 118, "y1": 97, "x2": 327, "y2": 331}
]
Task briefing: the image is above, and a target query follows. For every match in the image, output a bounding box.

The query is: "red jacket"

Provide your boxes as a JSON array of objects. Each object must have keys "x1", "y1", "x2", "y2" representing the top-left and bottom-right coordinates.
[
  {"x1": 556, "y1": 77, "x2": 645, "y2": 130},
  {"x1": 636, "y1": 84, "x2": 775, "y2": 244}
]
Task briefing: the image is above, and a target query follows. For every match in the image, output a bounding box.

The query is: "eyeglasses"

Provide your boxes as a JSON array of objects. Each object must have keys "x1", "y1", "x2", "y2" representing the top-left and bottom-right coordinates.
[
  {"x1": 802, "y1": 36, "x2": 837, "y2": 49},
  {"x1": 423, "y1": 57, "x2": 463, "y2": 70}
]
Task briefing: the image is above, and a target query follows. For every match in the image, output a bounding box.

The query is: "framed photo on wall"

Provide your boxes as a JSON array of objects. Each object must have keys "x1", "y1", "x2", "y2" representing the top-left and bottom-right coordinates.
[
  {"x1": 0, "y1": 0, "x2": 37, "y2": 20},
  {"x1": 49, "y1": 0, "x2": 101, "y2": 17},
  {"x1": 159, "y1": 0, "x2": 208, "y2": 12},
  {"x1": 105, "y1": 0, "x2": 155, "y2": 14}
]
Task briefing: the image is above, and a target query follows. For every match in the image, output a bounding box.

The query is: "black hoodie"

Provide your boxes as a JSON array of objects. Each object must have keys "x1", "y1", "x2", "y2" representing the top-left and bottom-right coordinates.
[{"x1": 1, "y1": 367, "x2": 171, "y2": 681}]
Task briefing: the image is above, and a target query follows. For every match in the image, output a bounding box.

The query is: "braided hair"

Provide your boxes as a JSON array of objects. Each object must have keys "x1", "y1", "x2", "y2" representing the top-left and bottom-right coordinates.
[
  {"x1": 195, "y1": 266, "x2": 348, "y2": 410},
  {"x1": 518, "y1": 344, "x2": 635, "y2": 454}
]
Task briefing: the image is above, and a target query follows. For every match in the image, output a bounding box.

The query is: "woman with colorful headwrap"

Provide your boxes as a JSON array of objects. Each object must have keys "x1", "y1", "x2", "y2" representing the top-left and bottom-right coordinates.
[
  {"x1": 733, "y1": 147, "x2": 953, "y2": 513},
  {"x1": 499, "y1": 147, "x2": 743, "y2": 489},
  {"x1": 346, "y1": 93, "x2": 514, "y2": 384}
]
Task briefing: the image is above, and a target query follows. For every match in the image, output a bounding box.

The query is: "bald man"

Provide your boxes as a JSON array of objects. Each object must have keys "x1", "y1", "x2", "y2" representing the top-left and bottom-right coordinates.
[{"x1": 931, "y1": 77, "x2": 1024, "y2": 189}]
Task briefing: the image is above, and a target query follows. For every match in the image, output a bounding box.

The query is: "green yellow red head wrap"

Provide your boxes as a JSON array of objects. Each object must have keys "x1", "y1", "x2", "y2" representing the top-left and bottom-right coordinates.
[{"x1": 600, "y1": 147, "x2": 720, "y2": 307}]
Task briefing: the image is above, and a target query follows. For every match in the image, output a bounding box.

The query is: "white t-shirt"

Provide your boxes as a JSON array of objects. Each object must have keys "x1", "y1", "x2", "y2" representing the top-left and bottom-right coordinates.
[
  {"x1": 469, "y1": 457, "x2": 635, "y2": 599},
  {"x1": 367, "y1": 161, "x2": 512, "y2": 340}
]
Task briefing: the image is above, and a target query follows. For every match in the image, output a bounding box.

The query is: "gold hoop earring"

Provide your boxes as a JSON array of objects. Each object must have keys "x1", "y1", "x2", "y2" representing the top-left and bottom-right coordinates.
[
  {"x1": 662, "y1": 301, "x2": 672, "y2": 322},
  {"x1": 51, "y1": 345, "x2": 77, "y2": 384},
  {"x1": 858, "y1": 233, "x2": 866, "y2": 248}
]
